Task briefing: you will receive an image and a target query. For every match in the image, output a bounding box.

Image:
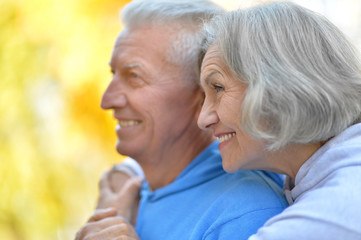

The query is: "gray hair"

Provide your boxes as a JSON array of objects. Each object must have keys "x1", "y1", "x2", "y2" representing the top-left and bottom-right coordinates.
[
  {"x1": 202, "y1": 1, "x2": 361, "y2": 150},
  {"x1": 121, "y1": 0, "x2": 224, "y2": 83}
]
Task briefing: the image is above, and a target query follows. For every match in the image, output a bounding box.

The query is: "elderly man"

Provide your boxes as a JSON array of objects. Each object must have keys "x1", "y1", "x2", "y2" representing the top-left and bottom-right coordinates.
[{"x1": 75, "y1": 0, "x2": 287, "y2": 239}]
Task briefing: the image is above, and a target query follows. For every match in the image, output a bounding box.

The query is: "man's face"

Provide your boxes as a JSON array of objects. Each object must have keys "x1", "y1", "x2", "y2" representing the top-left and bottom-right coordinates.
[{"x1": 101, "y1": 26, "x2": 203, "y2": 162}]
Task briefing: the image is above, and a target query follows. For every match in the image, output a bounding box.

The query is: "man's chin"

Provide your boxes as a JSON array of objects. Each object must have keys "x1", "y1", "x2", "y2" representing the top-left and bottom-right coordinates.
[{"x1": 116, "y1": 142, "x2": 136, "y2": 158}]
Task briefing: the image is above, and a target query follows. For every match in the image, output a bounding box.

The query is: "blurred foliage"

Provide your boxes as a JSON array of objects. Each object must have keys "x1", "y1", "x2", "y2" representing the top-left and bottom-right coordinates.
[
  {"x1": 1, "y1": 0, "x2": 359, "y2": 239},
  {"x1": 0, "y1": 0, "x2": 130, "y2": 239}
]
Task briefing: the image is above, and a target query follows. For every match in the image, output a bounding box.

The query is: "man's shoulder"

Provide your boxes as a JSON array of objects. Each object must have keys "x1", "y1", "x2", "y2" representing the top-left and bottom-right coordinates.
[
  {"x1": 213, "y1": 170, "x2": 287, "y2": 207},
  {"x1": 189, "y1": 170, "x2": 287, "y2": 240}
]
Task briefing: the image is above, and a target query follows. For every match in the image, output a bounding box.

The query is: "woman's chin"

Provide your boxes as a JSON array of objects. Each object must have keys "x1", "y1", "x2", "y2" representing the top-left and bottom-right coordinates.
[{"x1": 222, "y1": 160, "x2": 240, "y2": 173}]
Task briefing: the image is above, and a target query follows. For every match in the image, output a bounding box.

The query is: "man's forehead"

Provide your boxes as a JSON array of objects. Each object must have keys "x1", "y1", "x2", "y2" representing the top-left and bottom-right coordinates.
[
  {"x1": 114, "y1": 28, "x2": 132, "y2": 44},
  {"x1": 117, "y1": 25, "x2": 161, "y2": 37}
]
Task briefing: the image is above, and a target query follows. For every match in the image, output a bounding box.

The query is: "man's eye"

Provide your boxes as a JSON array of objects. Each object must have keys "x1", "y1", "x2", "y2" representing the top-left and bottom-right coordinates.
[
  {"x1": 127, "y1": 72, "x2": 145, "y2": 87},
  {"x1": 130, "y1": 72, "x2": 138, "y2": 78}
]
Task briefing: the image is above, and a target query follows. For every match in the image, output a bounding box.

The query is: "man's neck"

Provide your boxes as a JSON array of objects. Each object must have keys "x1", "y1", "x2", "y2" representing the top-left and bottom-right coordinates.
[{"x1": 138, "y1": 131, "x2": 214, "y2": 190}]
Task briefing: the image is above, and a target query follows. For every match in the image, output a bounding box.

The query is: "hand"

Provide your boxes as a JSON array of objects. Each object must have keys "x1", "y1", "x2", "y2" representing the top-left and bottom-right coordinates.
[
  {"x1": 96, "y1": 171, "x2": 142, "y2": 225},
  {"x1": 75, "y1": 208, "x2": 140, "y2": 240}
]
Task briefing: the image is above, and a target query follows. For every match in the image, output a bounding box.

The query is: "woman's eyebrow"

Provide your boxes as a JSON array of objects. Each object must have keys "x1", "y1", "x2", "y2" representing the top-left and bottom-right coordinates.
[{"x1": 204, "y1": 71, "x2": 219, "y2": 86}]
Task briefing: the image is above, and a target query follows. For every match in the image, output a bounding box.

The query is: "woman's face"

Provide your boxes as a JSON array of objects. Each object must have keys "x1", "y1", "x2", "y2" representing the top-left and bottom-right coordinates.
[{"x1": 198, "y1": 45, "x2": 266, "y2": 172}]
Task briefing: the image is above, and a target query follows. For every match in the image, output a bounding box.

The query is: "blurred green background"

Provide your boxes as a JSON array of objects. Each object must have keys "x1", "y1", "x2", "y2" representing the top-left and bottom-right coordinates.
[{"x1": 0, "y1": 0, "x2": 130, "y2": 239}]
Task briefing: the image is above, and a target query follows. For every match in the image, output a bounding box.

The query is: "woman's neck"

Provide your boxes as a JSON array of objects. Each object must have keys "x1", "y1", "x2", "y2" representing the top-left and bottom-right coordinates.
[{"x1": 266, "y1": 142, "x2": 324, "y2": 181}]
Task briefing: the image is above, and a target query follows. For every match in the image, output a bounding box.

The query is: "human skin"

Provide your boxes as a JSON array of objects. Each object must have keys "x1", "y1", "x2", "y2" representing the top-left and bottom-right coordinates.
[
  {"x1": 101, "y1": 26, "x2": 212, "y2": 190},
  {"x1": 75, "y1": 208, "x2": 139, "y2": 240},
  {"x1": 76, "y1": 25, "x2": 213, "y2": 240},
  {"x1": 96, "y1": 172, "x2": 142, "y2": 225},
  {"x1": 198, "y1": 44, "x2": 322, "y2": 179}
]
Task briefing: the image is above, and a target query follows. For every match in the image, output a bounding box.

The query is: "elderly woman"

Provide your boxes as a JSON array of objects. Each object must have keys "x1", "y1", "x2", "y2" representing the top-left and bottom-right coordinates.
[{"x1": 198, "y1": 1, "x2": 361, "y2": 239}]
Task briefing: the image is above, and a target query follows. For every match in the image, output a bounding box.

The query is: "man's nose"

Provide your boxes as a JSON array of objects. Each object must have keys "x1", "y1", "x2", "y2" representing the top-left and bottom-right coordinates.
[{"x1": 100, "y1": 79, "x2": 127, "y2": 110}]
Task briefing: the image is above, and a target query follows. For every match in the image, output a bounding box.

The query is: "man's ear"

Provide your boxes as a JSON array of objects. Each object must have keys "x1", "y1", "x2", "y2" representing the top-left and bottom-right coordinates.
[{"x1": 193, "y1": 87, "x2": 205, "y2": 118}]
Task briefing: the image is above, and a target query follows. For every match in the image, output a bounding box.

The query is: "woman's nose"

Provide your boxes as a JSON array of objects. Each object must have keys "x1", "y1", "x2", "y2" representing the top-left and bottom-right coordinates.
[{"x1": 197, "y1": 101, "x2": 219, "y2": 131}]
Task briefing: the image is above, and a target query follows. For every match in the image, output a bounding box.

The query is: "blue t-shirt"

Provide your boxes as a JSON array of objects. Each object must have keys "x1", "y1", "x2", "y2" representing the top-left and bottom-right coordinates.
[{"x1": 135, "y1": 141, "x2": 288, "y2": 240}]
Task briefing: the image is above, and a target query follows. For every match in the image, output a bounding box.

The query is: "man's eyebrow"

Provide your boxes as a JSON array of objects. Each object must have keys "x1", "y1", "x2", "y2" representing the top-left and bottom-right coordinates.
[
  {"x1": 121, "y1": 63, "x2": 142, "y2": 69},
  {"x1": 108, "y1": 62, "x2": 142, "y2": 69}
]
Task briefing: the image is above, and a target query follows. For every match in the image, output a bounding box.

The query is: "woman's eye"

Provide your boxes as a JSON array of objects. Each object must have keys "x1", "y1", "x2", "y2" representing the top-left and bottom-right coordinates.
[{"x1": 213, "y1": 84, "x2": 224, "y2": 92}]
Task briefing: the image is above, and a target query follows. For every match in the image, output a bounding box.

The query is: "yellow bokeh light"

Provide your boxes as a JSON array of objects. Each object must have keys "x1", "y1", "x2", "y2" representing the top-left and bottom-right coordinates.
[
  {"x1": 0, "y1": 0, "x2": 129, "y2": 239},
  {"x1": 1, "y1": 0, "x2": 360, "y2": 239}
]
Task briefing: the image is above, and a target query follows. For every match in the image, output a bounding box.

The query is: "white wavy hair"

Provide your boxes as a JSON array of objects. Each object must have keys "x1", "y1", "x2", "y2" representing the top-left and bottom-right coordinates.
[
  {"x1": 202, "y1": 1, "x2": 361, "y2": 150},
  {"x1": 121, "y1": 0, "x2": 224, "y2": 84}
]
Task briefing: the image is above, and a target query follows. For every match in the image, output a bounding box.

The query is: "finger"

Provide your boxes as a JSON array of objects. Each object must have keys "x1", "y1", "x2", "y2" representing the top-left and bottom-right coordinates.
[
  {"x1": 96, "y1": 171, "x2": 116, "y2": 209},
  {"x1": 109, "y1": 170, "x2": 132, "y2": 193},
  {"x1": 114, "y1": 235, "x2": 140, "y2": 240},
  {"x1": 110, "y1": 159, "x2": 144, "y2": 193},
  {"x1": 85, "y1": 222, "x2": 139, "y2": 240},
  {"x1": 117, "y1": 177, "x2": 142, "y2": 206},
  {"x1": 98, "y1": 171, "x2": 113, "y2": 196},
  {"x1": 77, "y1": 216, "x2": 128, "y2": 240},
  {"x1": 114, "y1": 237, "x2": 138, "y2": 240},
  {"x1": 122, "y1": 176, "x2": 142, "y2": 193},
  {"x1": 88, "y1": 208, "x2": 118, "y2": 222},
  {"x1": 97, "y1": 168, "x2": 136, "y2": 210},
  {"x1": 115, "y1": 177, "x2": 142, "y2": 220}
]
